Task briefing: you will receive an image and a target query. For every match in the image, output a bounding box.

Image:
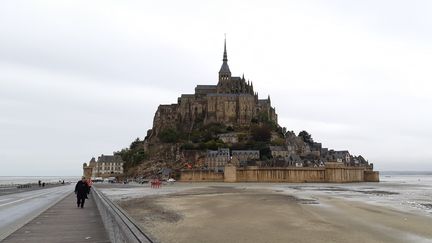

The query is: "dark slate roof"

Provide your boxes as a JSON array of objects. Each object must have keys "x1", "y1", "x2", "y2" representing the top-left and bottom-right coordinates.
[
  {"x1": 207, "y1": 93, "x2": 254, "y2": 97},
  {"x1": 196, "y1": 85, "x2": 217, "y2": 89},
  {"x1": 219, "y1": 62, "x2": 231, "y2": 73},
  {"x1": 232, "y1": 150, "x2": 260, "y2": 155},
  {"x1": 97, "y1": 155, "x2": 125, "y2": 163},
  {"x1": 159, "y1": 168, "x2": 173, "y2": 176},
  {"x1": 207, "y1": 93, "x2": 238, "y2": 97},
  {"x1": 331, "y1": 150, "x2": 350, "y2": 155},
  {"x1": 286, "y1": 154, "x2": 302, "y2": 162},
  {"x1": 207, "y1": 148, "x2": 230, "y2": 156},
  {"x1": 269, "y1": 146, "x2": 287, "y2": 151}
]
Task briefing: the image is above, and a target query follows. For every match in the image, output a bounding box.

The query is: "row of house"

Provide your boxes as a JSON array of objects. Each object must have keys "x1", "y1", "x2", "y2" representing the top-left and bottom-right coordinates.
[
  {"x1": 205, "y1": 145, "x2": 369, "y2": 172},
  {"x1": 205, "y1": 148, "x2": 260, "y2": 172}
]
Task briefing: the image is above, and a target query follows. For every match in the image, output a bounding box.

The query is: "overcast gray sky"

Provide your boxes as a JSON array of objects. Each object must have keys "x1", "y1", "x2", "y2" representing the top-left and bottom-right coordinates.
[{"x1": 1, "y1": 0, "x2": 431, "y2": 176}]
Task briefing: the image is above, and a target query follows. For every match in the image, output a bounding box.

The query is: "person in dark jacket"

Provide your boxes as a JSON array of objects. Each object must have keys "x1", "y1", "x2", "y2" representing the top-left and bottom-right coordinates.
[{"x1": 75, "y1": 176, "x2": 89, "y2": 208}]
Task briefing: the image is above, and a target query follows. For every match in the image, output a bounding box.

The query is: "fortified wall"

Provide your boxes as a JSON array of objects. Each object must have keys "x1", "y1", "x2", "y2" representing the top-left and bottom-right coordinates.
[{"x1": 180, "y1": 162, "x2": 379, "y2": 183}]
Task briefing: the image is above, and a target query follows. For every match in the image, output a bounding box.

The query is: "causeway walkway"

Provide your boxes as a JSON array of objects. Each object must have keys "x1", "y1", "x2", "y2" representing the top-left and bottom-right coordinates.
[{"x1": 3, "y1": 192, "x2": 110, "y2": 243}]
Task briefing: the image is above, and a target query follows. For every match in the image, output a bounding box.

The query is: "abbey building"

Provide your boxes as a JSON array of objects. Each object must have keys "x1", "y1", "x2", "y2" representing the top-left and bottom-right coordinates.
[{"x1": 149, "y1": 39, "x2": 277, "y2": 139}]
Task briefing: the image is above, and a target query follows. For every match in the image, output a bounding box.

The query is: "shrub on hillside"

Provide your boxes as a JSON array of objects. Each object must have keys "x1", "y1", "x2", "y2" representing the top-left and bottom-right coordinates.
[
  {"x1": 158, "y1": 128, "x2": 179, "y2": 143},
  {"x1": 251, "y1": 124, "x2": 271, "y2": 142}
]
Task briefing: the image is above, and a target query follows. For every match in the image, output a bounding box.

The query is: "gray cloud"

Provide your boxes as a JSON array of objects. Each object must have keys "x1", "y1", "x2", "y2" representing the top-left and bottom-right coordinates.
[{"x1": 0, "y1": 0, "x2": 431, "y2": 175}]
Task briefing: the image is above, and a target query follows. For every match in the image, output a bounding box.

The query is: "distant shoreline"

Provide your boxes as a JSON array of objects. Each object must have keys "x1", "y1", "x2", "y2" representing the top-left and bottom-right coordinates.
[
  {"x1": 0, "y1": 176, "x2": 80, "y2": 186},
  {"x1": 380, "y1": 171, "x2": 432, "y2": 175},
  {"x1": 0, "y1": 175, "x2": 80, "y2": 177}
]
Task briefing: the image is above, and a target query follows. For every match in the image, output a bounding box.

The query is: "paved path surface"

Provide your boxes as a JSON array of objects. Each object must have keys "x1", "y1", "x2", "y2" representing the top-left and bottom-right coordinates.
[
  {"x1": 0, "y1": 184, "x2": 73, "y2": 240},
  {"x1": 3, "y1": 191, "x2": 110, "y2": 242}
]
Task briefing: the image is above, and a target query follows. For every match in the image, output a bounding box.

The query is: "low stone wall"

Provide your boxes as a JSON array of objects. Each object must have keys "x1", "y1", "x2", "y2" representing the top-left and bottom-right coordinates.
[
  {"x1": 180, "y1": 170, "x2": 224, "y2": 182},
  {"x1": 92, "y1": 187, "x2": 153, "y2": 243},
  {"x1": 180, "y1": 164, "x2": 379, "y2": 183}
]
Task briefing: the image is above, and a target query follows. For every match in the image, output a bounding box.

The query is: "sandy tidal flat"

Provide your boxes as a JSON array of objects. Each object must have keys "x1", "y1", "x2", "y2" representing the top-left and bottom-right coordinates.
[{"x1": 117, "y1": 185, "x2": 432, "y2": 243}]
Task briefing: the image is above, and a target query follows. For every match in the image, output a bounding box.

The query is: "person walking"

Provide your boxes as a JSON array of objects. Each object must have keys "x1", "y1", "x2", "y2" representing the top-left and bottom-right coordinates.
[
  {"x1": 75, "y1": 176, "x2": 89, "y2": 208},
  {"x1": 85, "y1": 178, "x2": 93, "y2": 195}
]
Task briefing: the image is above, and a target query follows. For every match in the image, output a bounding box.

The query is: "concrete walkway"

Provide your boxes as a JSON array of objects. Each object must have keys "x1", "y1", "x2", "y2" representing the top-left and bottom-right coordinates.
[{"x1": 3, "y1": 192, "x2": 110, "y2": 243}]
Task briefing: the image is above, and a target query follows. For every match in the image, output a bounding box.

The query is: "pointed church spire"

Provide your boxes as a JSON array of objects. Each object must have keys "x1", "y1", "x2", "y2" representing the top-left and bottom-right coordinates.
[
  {"x1": 223, "y1": 34, "x2": 228, "y2": 62},
  {"x1": 219, "y1": 34, "x2": 231, "y2": 75}
]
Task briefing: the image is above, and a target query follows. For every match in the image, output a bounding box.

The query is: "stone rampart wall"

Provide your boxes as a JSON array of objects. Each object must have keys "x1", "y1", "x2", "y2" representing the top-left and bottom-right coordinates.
[
  {"x1": 236, "y1": 167, "x2": 325, "y2": 183},
  {"x1": 324, "y1": 167, "x2": 364, "y2": 183},
  {"x1": 180, "y1": 170, "x2": 224, "y2": 182},
  {"x1": 180, "y1": 166, "x2": 379, "y2": 183}
]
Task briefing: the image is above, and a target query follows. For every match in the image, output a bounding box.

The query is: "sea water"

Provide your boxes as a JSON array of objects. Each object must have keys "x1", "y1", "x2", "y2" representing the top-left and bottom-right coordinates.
[
  {"x1": 0, "y1": 176, "x2": 80, "y2": 185},
  {"x1": 275, "y1": 172, "x2": 432, "y2": 216}
]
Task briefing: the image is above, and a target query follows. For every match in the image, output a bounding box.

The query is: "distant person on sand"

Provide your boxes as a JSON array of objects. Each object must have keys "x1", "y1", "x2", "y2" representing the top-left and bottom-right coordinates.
[{"x1": 75, "y1": 176, "x2": 89, "y2": 208}]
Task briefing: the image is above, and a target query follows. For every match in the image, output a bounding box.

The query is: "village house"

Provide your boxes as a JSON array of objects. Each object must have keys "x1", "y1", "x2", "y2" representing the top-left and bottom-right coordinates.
[
  {"x1": 269, "y1": 146, "x2": 289, "y2": 158},
  {"x1": 333, "y1": 150, "x2": 351, "y2": 164},
  {"x1": 205, "y1": 148, "x2": 230, "y2": 172},
  {"x1": 284, "y1": 154, "x2": 302, "y2": 167},
  {"x1": 83, "y1": 154, "x2": 125, "y2": 178},
  {"x1": 94, "y1": 154, "x2": 124, "y2": 177},
  {"x1": 231, "y1": 150, "x2": 260, "y2": 163}
]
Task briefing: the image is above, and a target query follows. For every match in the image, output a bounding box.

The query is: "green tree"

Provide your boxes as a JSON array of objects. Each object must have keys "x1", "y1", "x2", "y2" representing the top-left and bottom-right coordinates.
[
  {"x1": 271, "y1": 138, "x2": 285, "y2": 146},
  {"x1": 116, "y1": 148, "x2": 148, "y2": 172},
  {"x1": 298, "y1": 130, "x2": 313, "y2": 145},
  {"x1": 251, "y1": 124, "x2": 271, "y2": 142},
  {"x1": 130, "y1": 137, "x2": 142, "y2": 150},
  {"x1": 158, "y1": 128, "x2": 179, "y2": 143}
]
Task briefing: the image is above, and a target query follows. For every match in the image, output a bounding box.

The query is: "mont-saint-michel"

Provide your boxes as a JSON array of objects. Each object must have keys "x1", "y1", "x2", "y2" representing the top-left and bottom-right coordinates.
[
  {"x1": 80, "y1": 41, "x2": 430, "y2": 243},
  {"x1": 4, "y1": 1, "x2": 432, "y2": 243},
  {"x1": 84, "y1": 40, "x2": 379, "y2": 183}
]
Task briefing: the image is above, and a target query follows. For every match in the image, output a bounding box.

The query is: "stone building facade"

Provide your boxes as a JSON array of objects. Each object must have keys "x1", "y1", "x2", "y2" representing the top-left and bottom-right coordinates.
[
  {"x1": 83, "y1": 154, "x2": 125, "y2": 178},
  {"x1": 205, "y1": 148, "x2": 230, "y2": 172},
  {"x1": 148, "y1": 39, "x2": 277, "y2": 140},
  {"x1": 269, "y1": 146, "x2": 289, "y2": 158},
  {"x1": 231, "y1": 150, "x2": 260, "y2": 163},
  {"x1": 205, "y1": 148, "x2": 260, "y2": 172}
]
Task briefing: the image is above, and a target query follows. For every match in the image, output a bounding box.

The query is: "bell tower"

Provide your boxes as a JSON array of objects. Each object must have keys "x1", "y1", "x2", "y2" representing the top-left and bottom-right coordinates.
[{"x1": 217, "y1": 36, "x2": 231, "y2": 93}]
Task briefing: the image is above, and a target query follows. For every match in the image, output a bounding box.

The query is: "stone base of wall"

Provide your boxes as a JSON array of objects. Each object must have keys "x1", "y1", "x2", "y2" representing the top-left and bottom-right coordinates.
[
  {"x1": 364, "y1": 171, "x2": 380, "y2": 182},
  {"x1": 224, "y1": 165, "x2": 237, "y2": 182}
]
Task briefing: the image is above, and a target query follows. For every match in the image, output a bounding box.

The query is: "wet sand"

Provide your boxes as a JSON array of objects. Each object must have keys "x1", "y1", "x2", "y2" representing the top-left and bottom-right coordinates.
[{"x1": 118, "y1": 185, "x2": 432, "y2": 243}]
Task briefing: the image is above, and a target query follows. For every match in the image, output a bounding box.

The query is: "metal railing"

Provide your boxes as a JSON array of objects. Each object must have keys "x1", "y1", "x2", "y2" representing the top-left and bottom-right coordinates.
[{"x1": 92, "y1": 186, "x2": 154, "y2": 243}]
